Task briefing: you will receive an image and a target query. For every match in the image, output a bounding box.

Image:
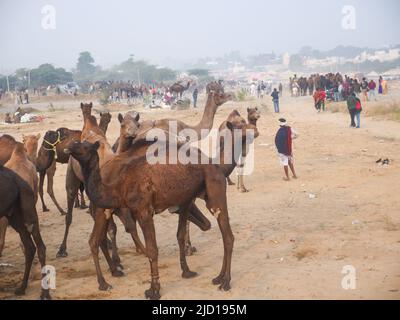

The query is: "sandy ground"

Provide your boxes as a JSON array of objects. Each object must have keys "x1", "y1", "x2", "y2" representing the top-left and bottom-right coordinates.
[{"x1": 0, "y1": 90, "x2": 399, "y2": 300}]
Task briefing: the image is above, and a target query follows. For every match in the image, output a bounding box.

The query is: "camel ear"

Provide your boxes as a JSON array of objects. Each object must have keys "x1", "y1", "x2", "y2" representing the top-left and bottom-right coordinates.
[
  {"x1": 80, "y1": 102, "x2": 84, "y2": 108},
  {"x1": 118, "y1": 113, "x2": 124, "y2": 123},
  {"x1": 92, "y1": 141, "x2": 100, "y2": 151},
  {"x1": 255, "y1": 107, "x2": 258, "y2": 111},
  {"x1": 22, "y1": 134, "x2": 27, "y2": 141},
  {"x1": 134, "y1": 113, "x2": 140, "y2": 122},
  {"x1": 89, "y1": 102, "x2": 93, "y2": 107},
  {"x1": 100, "y1": 112, "x2": 103, "y2": 116},
  {"x1": 36, "y1": 133, "x2": 41, "y2": 140},
  {"x1": 226, "y1": 121, "x2": 234, "y2": 131},
  {"x1": 247, "y1": 107, "x2": 250, "y2": 112}
]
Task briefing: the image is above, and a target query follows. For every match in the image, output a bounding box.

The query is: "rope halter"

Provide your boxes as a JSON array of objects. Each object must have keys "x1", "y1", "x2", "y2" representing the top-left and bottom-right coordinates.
[{"x1": 43, "y1": 131, "x2": 61, "y2": 160}]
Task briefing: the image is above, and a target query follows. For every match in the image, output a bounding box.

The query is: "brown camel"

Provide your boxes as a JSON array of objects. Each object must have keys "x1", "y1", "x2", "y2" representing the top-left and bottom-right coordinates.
[
  {"x1": 170, "y1": 81, "x2": 190, "y2": 98},
  {"x1": 58, "y1": 111, "x2": 145, "y2": 259},
  {"x1": 0, "y1": 142, "x2": 39, "y2": 256},
  {"x1": 226, "y1": 107, "x2": 260, "y2": 192},
  {"x1": 36, "y1": 103, "x2": 109, "y2": 214},
  {"x1": 0, "y1": 165, "x2": 50, "y2": 299},
  {"x1": 99, "y1": 112, "x2": 112, "y2": 134},
  {"x1": 65, "y1": 115, "x2": 257, "y2": 299}
]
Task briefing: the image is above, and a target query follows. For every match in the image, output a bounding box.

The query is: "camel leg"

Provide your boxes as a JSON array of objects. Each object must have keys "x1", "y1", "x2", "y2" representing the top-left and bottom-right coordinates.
[
  {"x1": 46, "y1": 161, "x2": 67, "y2": 215},
  {"x1": 237, "y1": 174, "x2": 249, "y2": 193},
  {"x1": 0, "y1": 217, "x2": 8, "y2": 257},
  {"x1": 57, "y1": 164, "x2": 80, "y2": 257},
  {"x1": 31, "y1": 223, "x2": 51, "y2": 300},
  {"x1": 38, "y1": 171, "x2": 49, "y2": 212},
  {"x1": 177, "y1": 207, "x2": 198, "y2": 278},
  {"x1": 204, "y1": 169, "x2": 234, "y2": 291},
  {"x1": 10, "y1": 218, "x2": 36, "y2": 296},
  {"x1": 74, "y1": 194, "x2": 80, "y2": 208},
  {"x1": 89, "y1": 207, "x2": 113, "y2": 291},
  {"x1": 136, "y1": 210, "x2": 160, "y2": 300},
  {"x1": 107, "y1": 216, "x2": 124, "y2": 270},
  {"x1": 184, "y1": 221, "x2": 197, "y2": 256},
  {"x1": 79, "y1": 183, "x2": 88, "y2": 209},
  {"x1": 115, "y1": 208, "x2": 146, "y2": 255}
]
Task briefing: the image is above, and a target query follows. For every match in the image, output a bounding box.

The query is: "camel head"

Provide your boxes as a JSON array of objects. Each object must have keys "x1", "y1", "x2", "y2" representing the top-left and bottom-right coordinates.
[
  {"x1": 118, "y1": 111, "x2": 140, "y2": 140},
  {"x1": 22, "y1": 133, "x2": 41, "y2": 162},
  {"x1": 99, "y1": 112, "x2": 112, "y2": 126},
  {"x1": 80, "y1": 102, "x2": 93, "y2": 118},
  {"x1": 65, "y1": 140, "x2": 100, "y2": 165},
  {"x1": 207, "y1": 81, "x2": 233, "y2": 106},
  {"x1": 247, "y1": 107, "x2": 260, "y2": 125}
]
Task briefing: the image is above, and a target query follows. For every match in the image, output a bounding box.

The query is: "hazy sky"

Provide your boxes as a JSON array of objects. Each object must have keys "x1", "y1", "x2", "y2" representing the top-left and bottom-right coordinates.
[{"x1": 0, "y1": 0, "x2": 399, "y2": 72}]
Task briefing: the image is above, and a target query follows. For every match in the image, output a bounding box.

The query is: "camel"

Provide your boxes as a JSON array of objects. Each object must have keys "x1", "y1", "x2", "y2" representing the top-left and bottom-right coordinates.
[
  {"x1": 36, "y1": 103, "x2": 109, "y2": 214},
  {"x1": 0, "y1": 165, "x2": 50, "y2": 299},
  {"x1": 57, "y1": 111, "x2": 145, "y2": 259},
  {"x1": 65, "y1": 113, "x2": 257, "y2": 299},
  {"x1": 226, "y1": 107, "x2": 260, "y2": 192},
  {"x1": 99, "y1": 112, "x2": 112, "y2": 134},
  {"x1": 0, "y1": 142, "x2": 39, "y2": 256},
  {"x1": 169, "y1": 81, "x2": 190, "y2": 98}
]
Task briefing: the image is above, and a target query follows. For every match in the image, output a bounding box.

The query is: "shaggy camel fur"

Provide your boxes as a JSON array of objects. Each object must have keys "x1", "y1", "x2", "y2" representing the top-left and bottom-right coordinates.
[
  {"x1": 65, "y1": 115, "x2": 256, "y2": 299},
  {"x1": 0, "y1": 165, "x2": 50, "y2": 299}
]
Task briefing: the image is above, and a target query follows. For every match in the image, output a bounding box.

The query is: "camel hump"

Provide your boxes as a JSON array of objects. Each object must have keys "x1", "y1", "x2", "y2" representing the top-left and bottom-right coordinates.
[
  {"x1": 0, "y1": 134, "x2": 16, "y2": 143},
  {"x1": 12, "y1": 142, "x2": 27, "y2": 157}
]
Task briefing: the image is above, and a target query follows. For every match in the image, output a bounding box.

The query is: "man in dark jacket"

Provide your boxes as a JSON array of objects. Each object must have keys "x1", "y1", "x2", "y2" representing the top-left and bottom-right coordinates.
[
  {"x1": 271, "y1": 88, "x2": 280, "y2": 113},
  {"x1": 346, "y1": 92, "x2": 358, "y2": 127},
  {"x1": 275, "y1": 118, "x2": 298, "y2": 181}
]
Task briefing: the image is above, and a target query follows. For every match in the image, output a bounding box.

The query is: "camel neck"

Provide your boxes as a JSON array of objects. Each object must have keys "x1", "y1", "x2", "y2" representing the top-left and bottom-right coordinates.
[
  {"x1": 81, "y1": 155, "x2": 120, "y2": 209},
  {"x1": 216, "y1": 131, "x2": 242, "y2": 177},
  {"x1": 190, "y1": 95, "x2": 217, "y2": 134},
  {"x1": 99, "y1": 120, "x2": 109, "y2": 134}
]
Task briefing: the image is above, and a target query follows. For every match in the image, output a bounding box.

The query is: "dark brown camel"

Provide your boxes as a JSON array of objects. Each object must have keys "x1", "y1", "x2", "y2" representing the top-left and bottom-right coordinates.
[
  {"x1": 65, "y1": 115, "x2": 257, "y2": 299},
  {"x1": 0, "y1": 165, "x2": 50, "y2": 299},
  {"x1": 58, "y1": 111, "x2": 145, "y2": 259},
  {"x1": 170, "y1": 81, "x2": 190, "y2": 98}
]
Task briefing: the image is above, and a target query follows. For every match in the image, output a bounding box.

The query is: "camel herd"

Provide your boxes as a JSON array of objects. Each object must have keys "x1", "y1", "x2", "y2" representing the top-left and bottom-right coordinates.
[{"x1": 0, "y1": 82, "x2": 260, "y2": 300}]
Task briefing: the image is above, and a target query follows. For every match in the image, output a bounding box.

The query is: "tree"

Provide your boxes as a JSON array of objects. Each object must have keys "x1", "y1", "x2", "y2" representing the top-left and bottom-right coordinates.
[
  {"x1": 30, "y1": 64, "x2": 73, "y2": 87},
  {"x1": 76, "y1": 51, "x2": 96, "y2": 77}
]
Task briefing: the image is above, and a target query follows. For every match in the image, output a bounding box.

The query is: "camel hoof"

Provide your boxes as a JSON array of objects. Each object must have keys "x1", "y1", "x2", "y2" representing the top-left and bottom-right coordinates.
[
  {"x1": 111, "y1": 269, "x2": 124, "y2": 277},
  {"x1": 14, "y1": 287, "x2": 26, "y2": 296},
  {"x1": 56, "y1": 249, "x2": 68, "y2": 258},
  {"x1": 80, "y1": 204, "x2": 88, "y2": 210},
  {"x1": 182, "y1": 270, "x2": 198, "y2": 279},
  {"x1": 212, "y1": 274, "x2": 224, "y2": 285},
  {"x1": 99, "y1": 282, "x2": 113, "y2": 291},
  {"x1": 239, "y1": 188, "x2": 249, "y2": 193},
  {"x1": 40, "y1": 290, "x2": 52, "y2": 300},
  {"x1": 228, "y1": 181, "x2": 235, "y2": 186},
  {"x1": 59, "y1": 211, "x2": 67, "y2": 216},
  {"x1": 145, "y1": 288, "x2": 161, "y2": 300},
  {"x1": 219, "y1": 279, "x2": 231, "y2": 291},
  {"x1": 42, "y1": 208, "x2": 50, "y2": 213}
]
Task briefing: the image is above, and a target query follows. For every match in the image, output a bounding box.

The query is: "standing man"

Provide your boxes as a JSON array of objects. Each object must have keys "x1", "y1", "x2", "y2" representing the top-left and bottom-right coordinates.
[
  {"x1": 361, "y1": 77, "x2": 369, "y2": 101},
  {"x1": 347, "y1": 92, "x2": 358, "y2": 128},
  {"x1": 192, "y1": 88, "x2": 198, "y2": 108},
  {"x1": 368, "y1": 79, "x2": 377, "y2": 101},
  {"x1": 278, "y1": 83, "x2": 283, "y2": 97},
  {"x1": 275, "y1": 118, "x2": 298, "y2": 181},
  {"x1": 271, "y1": 88, "x2": 280, "y2": 113}
]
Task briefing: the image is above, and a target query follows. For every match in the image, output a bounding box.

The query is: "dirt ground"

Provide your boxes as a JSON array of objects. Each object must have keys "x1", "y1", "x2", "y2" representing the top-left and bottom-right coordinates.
[{"x1": 0, "y1": 89, "x2": 399, "y2": 300}]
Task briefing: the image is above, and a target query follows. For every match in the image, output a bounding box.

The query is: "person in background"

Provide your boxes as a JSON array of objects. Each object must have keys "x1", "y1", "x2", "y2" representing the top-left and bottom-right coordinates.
[
  {"x1": 347, "y1": 91, "x2": 358, "y2": 128},
  {"x1": 279, "y1": 83, "x2": 283, "y2": 97},
  {"x1": 313, "y1": 88, "x2": 326, "y2": 112},
  {"x1": 382, "y1": 78, "x2": 388, "y2": 94},
  {"x1": 192, "y1": 88, "x2": 198, "y2": 108},
  {"x1": 361, "y1": 77, "x2": 369, "y2": 101},
  {"x1": 275, "y1": 118, "x2": 298, "y2": 181},
  {"x1": 354, "y1": 95, "x2": 362, "y2": 128},
  {"x1": 338, "y1": 82, "x2": 343, "y2": 101},
  {"x1": 271, "y1": 88, "x2": 280, "y2": 113},
  {"x1": 378, "y1": 76, "x2": 383, "y2": 94},
  {"x1": 368, "y1": 79, "x2": 377, "y2": 101}
]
